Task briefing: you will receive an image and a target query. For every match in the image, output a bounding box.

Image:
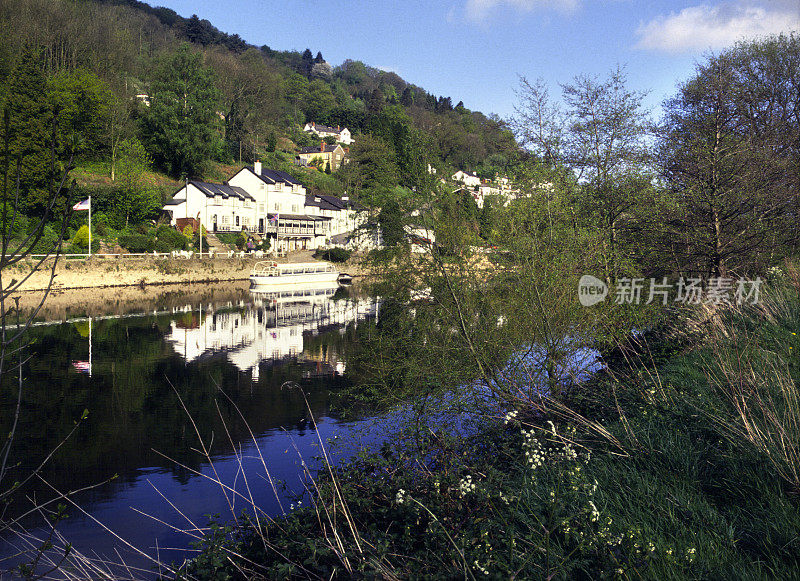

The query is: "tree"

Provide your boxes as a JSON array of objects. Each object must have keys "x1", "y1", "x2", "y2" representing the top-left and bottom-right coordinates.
[
  {"x1": 400, "y1": 87, "x2": 414, "y2": 107},
  {"x1": 513, "y1": 67, "x2": 651, "y2": 279},
  {"x1": 140, "y1": 44, "x2": 223, "y2": 178},
  {"x1": 337, "y1": 134, "x2": 398, "y2": 206},
  {"x1": 1, "y1": 47, "x2": 54, "y2": 216},
  {"x1": 300, "y1": 48, "x2": 314, "y2": 78},
  {"x1": 48, "y1": 69, "x2": 113, "y2": 161},
  {"x1": 115, "y1": 138, "x2": 158, "y2": 228},
  {"x1": 658, "y1": 38, "x2": 800, "y2": 276}
]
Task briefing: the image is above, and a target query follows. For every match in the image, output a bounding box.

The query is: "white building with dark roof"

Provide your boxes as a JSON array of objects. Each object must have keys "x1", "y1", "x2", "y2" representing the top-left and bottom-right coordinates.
[
  {"x1": 162, "y1": 181, "x2": 256, "y2": 232},
  {"x1": 303, "y1": 122, "x2": 353, "y2": 145},
  {"x1": 162, "y1": 162, "x2": 369, "y2": 253}
]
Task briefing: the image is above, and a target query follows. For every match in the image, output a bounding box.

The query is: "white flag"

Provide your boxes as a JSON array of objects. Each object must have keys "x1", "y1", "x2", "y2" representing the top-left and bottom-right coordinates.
[{"x1": 72, "y1": 199, "x2": 90, "y2": 211}]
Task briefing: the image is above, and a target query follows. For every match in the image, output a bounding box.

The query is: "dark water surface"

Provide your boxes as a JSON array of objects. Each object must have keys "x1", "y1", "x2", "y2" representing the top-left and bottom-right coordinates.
[{"x1": 0, "y1": 282, "x2": 384, "y2": 575}]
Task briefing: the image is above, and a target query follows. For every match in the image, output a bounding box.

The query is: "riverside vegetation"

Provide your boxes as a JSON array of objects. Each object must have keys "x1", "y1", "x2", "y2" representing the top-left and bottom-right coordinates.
[
  {"x1": 2, "y1": 0, "x2": 800, "y2": 577},
  {"x1": 178, "y1": 271, "x2": 800, "y2": 580}
]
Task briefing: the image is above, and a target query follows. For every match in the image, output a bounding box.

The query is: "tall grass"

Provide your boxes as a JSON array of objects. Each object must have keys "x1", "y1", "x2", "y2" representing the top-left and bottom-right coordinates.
[{"x1": 702, "y1": 280, "x2": 800, "y2": 492}]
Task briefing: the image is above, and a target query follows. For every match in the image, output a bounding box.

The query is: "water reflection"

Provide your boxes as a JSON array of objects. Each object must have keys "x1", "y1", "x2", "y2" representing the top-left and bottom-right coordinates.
[{"x1": 0, "y1": 283, "x2": 381, "y2": 573}]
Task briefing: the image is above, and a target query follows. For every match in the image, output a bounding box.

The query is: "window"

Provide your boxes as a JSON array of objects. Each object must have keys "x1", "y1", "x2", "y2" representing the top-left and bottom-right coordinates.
[
  {"x1": 235, "y1": 215, "x2": 240, "y2": 227},
  {"x1": 222, "y1": 215, "x2": 229, "y2": 225},
  {"x1": 259, "y1": 203, "x2": 265, "y2": 213},
  {"x1": 292, "y1": 204, "x2": 299, "y2": 213},
  {"x1": 273, "y1": 203, "x2": 280, "y2": 211}
]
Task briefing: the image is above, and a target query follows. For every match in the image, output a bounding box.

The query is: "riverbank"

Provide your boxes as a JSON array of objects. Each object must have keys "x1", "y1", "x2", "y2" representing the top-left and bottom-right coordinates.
[
  {"x1": 183, "y1": 282, "x2": 800, "y2": 579},
  {"x1": 6, "y1": 252, "x2": 369, "y2": 293}
]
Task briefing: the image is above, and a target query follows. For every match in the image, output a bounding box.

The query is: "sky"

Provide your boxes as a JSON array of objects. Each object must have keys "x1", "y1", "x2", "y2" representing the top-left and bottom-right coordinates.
[{"x1": 151, "y1": 0, "x2": 800, "y2": 120}]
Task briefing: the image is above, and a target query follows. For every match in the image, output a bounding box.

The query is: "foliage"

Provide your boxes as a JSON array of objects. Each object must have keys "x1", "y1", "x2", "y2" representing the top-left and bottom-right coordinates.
[
  {"x1": 155, "y1": 224, "x2": 187, "y2": 252},
  {"x1": 0, "y1": 46, "x2": 54, "y2": 216},
  {"x1": 71, "y1": 224, "x2": 90, "y2": 249},
  {"x1": 186, "y1": 280, "x2": 800, "y2": 579},
  {"x1": 140, "y1": 43, "x2": 224, "y2": 178},
  {"x1": 117, "y1": 234, "x2": 154, "y2": 253},
  {"x1": 656, "y1": 35, "x2": 800, "y2": 276},
  {"x1": 314, "y1": 247, "x2": 351, "y2": 262},
  {"x1": 114, "y1": 137, "x2": 158, "y2": 228}
]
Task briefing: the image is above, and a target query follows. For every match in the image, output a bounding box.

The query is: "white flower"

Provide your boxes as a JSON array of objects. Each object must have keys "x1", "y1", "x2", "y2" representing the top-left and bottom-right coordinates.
[
  {"x1": 503, "y1": 410, "x2": 519, "y2": 424},
  {"x1": 459, "y1": 475, "x2": 476, "y2": 497},
  {"x1": 588, "y1": 500, "x2": 600, "y2": 522},
  {"x1": 395, "y1": 489, "x2": 407, "y2": 505}
]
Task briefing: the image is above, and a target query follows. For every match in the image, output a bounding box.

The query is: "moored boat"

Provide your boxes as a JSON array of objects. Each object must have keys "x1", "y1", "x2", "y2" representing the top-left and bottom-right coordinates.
[{"x1": 249, "y1": 261, "x2": 339, "y2": 290}]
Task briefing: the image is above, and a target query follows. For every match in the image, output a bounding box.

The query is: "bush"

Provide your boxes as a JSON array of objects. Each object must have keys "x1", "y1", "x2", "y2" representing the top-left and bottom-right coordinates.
[
  {"x1": 215, "y1": 232, "x2": 241, "y2": 248},
  {"x1": 182, "y1": 225, "x2": 194, "y2": 240},
  {"x1": 72, "y1": 225, "x2": 91, "y2": 249},
  {"x1": 315, "y1": 247, "x2": 351, "y2": 262},
  {"x1": 118, "y1": 234, "x2": 154, "y2": 253},
  {"x1": 155, "y1": 225, "x2": 187, "y2": 252}
]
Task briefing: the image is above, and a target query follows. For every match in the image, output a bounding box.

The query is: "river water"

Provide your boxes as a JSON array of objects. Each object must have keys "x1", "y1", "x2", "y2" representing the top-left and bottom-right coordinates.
[{"x1": 0, "y1": 282, "x2": 386, "y2": 576}]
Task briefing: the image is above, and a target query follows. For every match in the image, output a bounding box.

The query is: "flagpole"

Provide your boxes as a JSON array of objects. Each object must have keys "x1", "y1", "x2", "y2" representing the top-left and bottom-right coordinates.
[{"x1": 88, "y1": 195, "x2": 92, "y2": 258}]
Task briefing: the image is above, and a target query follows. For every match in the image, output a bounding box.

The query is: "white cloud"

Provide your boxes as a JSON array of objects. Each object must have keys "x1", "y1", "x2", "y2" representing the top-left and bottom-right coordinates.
[
  {"x1": 636, "y1": 2, "x2": 800, "y2": 53},
  {"x1": 464, "y1": 0, "x2": 579, "y2": 23}
]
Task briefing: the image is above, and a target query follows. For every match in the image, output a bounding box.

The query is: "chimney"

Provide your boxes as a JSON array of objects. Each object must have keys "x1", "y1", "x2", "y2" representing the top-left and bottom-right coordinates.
[
  {"x1": 337, "y1": 125, "x2": 340, "y2": 131},
  {"x1": 320, "y1": 141, "x2": 325, "y2": 152},
  {"x1": 254, "y1": 160, "x2": 262, "y2": 175}
]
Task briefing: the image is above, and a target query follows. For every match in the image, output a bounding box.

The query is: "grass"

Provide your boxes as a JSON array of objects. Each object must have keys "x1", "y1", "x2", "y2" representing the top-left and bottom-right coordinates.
[{"x1": 173, "y1": 278, "x2": 800, "y2": 579}]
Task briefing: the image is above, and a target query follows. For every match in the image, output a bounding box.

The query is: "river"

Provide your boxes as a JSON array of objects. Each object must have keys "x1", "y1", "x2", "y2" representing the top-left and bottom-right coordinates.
[{"x1": 0, "y1": 282, "x2": 386, "y2": 577}]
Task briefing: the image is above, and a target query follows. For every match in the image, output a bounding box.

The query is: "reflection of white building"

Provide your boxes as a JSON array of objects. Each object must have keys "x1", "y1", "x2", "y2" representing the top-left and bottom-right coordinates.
[{"x1": 164, "y1": 293, "x2": 380, "y2": 380}]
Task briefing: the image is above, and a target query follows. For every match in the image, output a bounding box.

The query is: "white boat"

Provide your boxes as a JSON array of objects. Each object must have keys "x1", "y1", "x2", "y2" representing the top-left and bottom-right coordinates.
[{"x1": 249, "y1": 261, "x2": 340, "y2": 291}]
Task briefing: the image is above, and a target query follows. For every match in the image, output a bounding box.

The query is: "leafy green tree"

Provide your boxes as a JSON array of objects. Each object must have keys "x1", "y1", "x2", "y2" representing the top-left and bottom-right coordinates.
[
  {"x1": 1, "y1": 46, "x2": 54, "y2": 216},
  {"x1": 48, "y1": 68, "x2": 113, "y2": 160},
  {"x1": 140, "y1": 44, "x2": 223, "y2": 178},
  {"x1": 303, "y1": 79, "x2": 336, "y2": 122},
  {"x1": 514, "y1": 67, "x2": 651, "y2": 279},
  {"x1": 337, "y1": 134, "x2": 398, "y2": 206},
  {"x1": 265, "y1": 130, "x2": 277, "y2": 152},
  {"x1": 115, "y1": 138, "x2": 159, "y2": 227},
  {"x1": 378, "y1": 199, "x2": 405, "y2": 247}
]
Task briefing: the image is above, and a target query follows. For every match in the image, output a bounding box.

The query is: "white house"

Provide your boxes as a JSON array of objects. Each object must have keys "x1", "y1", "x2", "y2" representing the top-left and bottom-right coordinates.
[
  {"x1": 452, "y1": 170, "x2": 481, "y2": 187},
  {"x1": 303, "y1": 122, "x2": 353, "y2": 145},
  {"x1": 162, "y1": 162, "x2": 370, "y2": 254},
  {"x1": 227, "y1": 162, "x2": 330, "y2": 252},
  {"x1": 162, "y1": 180, "x2": 256, "y2": 232}
]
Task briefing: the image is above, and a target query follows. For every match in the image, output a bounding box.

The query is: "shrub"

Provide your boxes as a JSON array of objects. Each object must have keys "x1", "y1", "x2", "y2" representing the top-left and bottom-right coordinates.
[
  {"x1": 315, "y1": 247, "x2": 351, "y2": 262},
  {"x1": 215, "y1": 232, "x2": 241, "y2": 248},
  {"x1": 118, "y1": 234, "x2": 154, "y2": 253},
  {"x1": 236, "y1": 232, "x2": 247, "y2": 250},
  {"x1": 155, "y1": 225, "x2": 187, "y2": 252},
  {"x1": 72, "y1": 225, "x2": 91, "y2": 249}
]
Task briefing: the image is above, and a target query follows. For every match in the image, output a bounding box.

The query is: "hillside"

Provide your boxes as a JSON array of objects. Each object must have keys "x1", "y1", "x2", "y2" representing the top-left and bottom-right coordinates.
[{"x1": 0, "y1": 0, "x2": 519, "y2": 187}]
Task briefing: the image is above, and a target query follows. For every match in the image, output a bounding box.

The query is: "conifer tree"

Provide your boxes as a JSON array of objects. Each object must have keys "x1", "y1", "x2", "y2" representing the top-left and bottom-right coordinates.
[{"x1": 1, "y1": 46, "x2": 54, "y2": 216}]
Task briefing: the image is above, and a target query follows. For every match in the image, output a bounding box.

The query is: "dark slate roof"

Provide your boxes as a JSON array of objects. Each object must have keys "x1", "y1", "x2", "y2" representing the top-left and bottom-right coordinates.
[
  {"x1": 318, "y1": 194, "x2": 347, "y2": 209},
  {"x1": 299, "y1": 145, "x2": 325, "y2": 154},
  {"x1": 305, "y1": 194, "x2": 341, "y2": 212},
  {"x1": 164, "y1": 198, "x2": 185, "y2": 206},
  {"x1": 246, "y1": 167, "x2": 301, "y2": 187},
  {"x1": 190, "y1": 180, "x2": 255, "y2": 201}
]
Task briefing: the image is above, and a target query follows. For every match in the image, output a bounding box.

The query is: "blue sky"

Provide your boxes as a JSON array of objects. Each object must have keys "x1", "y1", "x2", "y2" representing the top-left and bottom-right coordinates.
[{"x1": 154, "y1": 0, "x2": 800, "y2": 120}]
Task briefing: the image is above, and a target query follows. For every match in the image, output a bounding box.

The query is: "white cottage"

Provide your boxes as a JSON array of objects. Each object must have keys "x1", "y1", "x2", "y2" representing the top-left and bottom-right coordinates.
[{"x1": 162, "y1": 180, "x2": 256, "y2": 232}]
